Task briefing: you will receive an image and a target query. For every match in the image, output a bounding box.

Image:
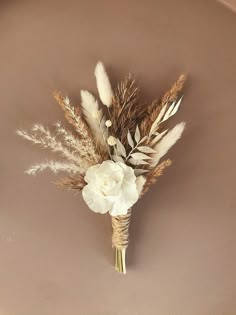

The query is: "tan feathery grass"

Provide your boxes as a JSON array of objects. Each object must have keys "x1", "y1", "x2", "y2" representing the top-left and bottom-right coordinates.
[
  {"x1": 56, "y1": 175, "x2": 86, "y2": 190},
  {"x1": 142, "y1": 159, "x2": 172, "y2": 195},
  {"x1": 53, "y1": 91, "x2": 91, "y2": 138},
  {"x1": 161, "y1": 74, "x2": 186, "y2": 106},
  {"x1": 53, "y1": 91, "x2": 103, "y2": 163},
  {"x1": 140, "y1": 74, "x2": 186, "y2": 137}
]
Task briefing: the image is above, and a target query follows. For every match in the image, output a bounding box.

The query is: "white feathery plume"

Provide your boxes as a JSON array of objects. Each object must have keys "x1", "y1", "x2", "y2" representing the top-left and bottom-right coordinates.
[
  {"x1": 80, "y1": 90, "x2": 106, "y2": 147},
  {"x1": 17, "y1": 125, "x2": 79, "y2": 164},
  {"x1": 151, "y1": 122, "x2": 186, "y2": 167},
  {"x1": 94, "y1": 61, "x2": 113, "y2": 107},
  {"x1": 17, "y1": 125, "x2": 92, "y2": 170},
  {"x1": 26, "y1": 160, "x2": 82, "y2": 176},
  {"x1": 55, "y1": 122, "x2": 88, "y2": 156}
]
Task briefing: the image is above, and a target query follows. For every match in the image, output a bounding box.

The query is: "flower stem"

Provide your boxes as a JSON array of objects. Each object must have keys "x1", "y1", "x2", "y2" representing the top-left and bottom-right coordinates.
[{"x1": 114, "y1": 247, "x2": 126, "y2": 274}]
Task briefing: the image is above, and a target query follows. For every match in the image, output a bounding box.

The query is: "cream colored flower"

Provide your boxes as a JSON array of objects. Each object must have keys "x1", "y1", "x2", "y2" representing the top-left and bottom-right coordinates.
[
  {"x1": 107, "y1": 136, "x2": 117, "y2": 146},
  {"x1": 82, "y1": 160, "x2": 139, "y2": 216}
]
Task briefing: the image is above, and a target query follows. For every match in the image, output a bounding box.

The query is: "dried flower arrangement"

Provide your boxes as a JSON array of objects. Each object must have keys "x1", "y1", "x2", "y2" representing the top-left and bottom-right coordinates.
[{"x1": 17, "y1": 62, "x2": 186, "y2": 274}]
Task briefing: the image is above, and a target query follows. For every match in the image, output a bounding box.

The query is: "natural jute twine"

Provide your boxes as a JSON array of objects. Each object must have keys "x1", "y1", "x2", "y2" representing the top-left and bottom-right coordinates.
[
  {"x1": 111, "y1": 208, "x2": 132, "y2": 273},
  {"x1": 111, "y1": 208, "x2": 132, "y2": 250}
]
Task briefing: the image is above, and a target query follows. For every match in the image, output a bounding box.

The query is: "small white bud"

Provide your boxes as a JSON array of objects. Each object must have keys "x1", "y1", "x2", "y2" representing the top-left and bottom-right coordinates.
[
  {"x1": 107, "y1": 136, "x2": 117, "y2": 146},
  {"x1": 105, "y1": 120, "x2": 112, "y2": 127}
]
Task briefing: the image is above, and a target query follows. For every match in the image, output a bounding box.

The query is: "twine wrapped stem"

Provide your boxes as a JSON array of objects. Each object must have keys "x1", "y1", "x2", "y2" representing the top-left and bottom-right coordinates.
[{"x1": 111, "y1": 208, "x2": 132, "y2": 274}]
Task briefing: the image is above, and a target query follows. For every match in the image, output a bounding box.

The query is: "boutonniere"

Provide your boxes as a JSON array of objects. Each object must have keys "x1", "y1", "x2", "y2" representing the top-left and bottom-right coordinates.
[{"x1": 17, "y1": 62, "x2": 186, "y2": 273}]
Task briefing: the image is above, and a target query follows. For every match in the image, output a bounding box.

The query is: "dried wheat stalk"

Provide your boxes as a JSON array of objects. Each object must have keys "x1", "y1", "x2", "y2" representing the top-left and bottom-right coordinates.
[
  {"x1": 53, "y1": 91, "x2": 102, "y2": 164},
  {"x1": 140, "y1": 74, "x2": 186, "y2": 137},
  {"x1": 53, "y1": 91, "x2": 90, "y2": 138}
]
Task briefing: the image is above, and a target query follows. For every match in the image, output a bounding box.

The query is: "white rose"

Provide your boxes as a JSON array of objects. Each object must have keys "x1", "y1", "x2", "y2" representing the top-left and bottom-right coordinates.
[{"x1": 82, "y1": 160, "x2": 139, "y2": 216}]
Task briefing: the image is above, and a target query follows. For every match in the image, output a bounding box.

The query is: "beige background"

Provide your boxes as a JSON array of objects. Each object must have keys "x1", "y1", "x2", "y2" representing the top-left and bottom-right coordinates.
[
  {"x1": 1, "y1": 0, "x2": 236, "y2": 314},
  {"x1": 218, "y1": 0, "x2": 236, "y2": 12}
]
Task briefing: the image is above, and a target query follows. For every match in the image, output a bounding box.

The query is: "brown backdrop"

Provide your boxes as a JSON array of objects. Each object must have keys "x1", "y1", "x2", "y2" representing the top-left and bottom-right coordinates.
[{"x1": 1, "y1": 0, "x2": 236, "y2": 314}]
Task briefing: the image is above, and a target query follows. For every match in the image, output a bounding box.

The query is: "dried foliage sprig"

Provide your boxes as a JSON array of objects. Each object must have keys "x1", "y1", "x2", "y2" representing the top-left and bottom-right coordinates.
[{"x1": 17, "y1": 61, "x2": 187, "y2": 274}]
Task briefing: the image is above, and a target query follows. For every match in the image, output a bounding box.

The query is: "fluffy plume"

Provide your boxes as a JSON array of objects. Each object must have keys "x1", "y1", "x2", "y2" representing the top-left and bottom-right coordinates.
[
  {"x1": 94, "y1": 61, "x2": 113, "y2": 107},
  {"x1": 17, "y1": 124, "x2": 100, "y2": 172},
  {"x1": 55, "y1": 122, "x2": 86, "y2": 155},
  {"x1": 17, "y1": 125, "x2": 81, "y2": 165},
  {"x1": 151, "y1": 122, "x2": 186, "y2": 167},
  {"x1": 26, "y1": 161, "x2": 82, "y2": 176},
  {"x1": 80, "y1": 90, "x2": 106, "y2": 147}
]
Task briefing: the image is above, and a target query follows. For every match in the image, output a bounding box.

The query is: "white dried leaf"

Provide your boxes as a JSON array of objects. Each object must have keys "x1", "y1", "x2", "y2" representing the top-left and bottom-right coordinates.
[
  {"x1": 134, "y1": 125, "x2": 141, "y2": 143},
  {"x1": 128, "y1": 158, "x2": 149, "y2": 166},
  {"x1": 127, "y1": 130, "x2": 134, "y2": 148},
  {"x1": 134, "y1": 169, "x2": 149, "y2": 176},
  {"x1": 137, "y1": 146, "x2": 156, "y2": 154},
  {"x1": 149, "y1": 103, "x2": 167, "y2": 135},
  {"x1": 162, "y1": 100, "x2": 176, "y2": 121},
  {"x1": 116, "y1": 138, "x2": 126, "y2": 157},
  {"x1": 112, "y1": 155, "x2": 124, "y2": 163},
  {"x1": 170, "y1": 96, "x2": 183, "y2": 117},
  {"x1": 131, "y1": 152, "x2": 152, "y2": 160}
]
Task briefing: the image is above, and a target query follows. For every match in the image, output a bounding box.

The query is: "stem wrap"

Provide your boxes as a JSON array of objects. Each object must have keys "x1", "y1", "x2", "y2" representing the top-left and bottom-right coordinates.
[{"x1": 111, "y1": 208, "x2": 131, "y2": 274}]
